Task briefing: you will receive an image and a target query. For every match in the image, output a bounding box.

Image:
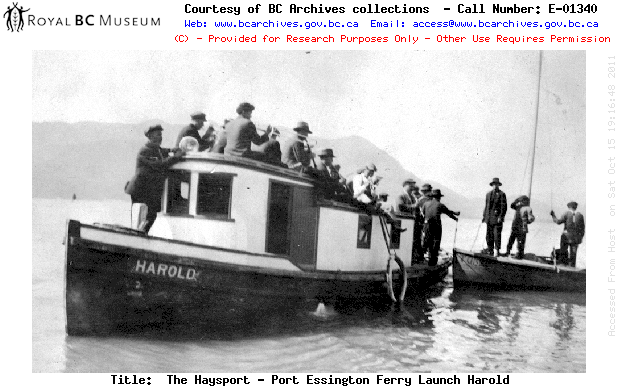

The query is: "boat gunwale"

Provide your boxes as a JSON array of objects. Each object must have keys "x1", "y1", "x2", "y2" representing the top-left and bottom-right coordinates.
[
  {"x1": 70, "y1": 221, "x2": 450, "y2": 281},
  {"x1": 453, "y1": 247, "x2": 586, "y2": 274}
]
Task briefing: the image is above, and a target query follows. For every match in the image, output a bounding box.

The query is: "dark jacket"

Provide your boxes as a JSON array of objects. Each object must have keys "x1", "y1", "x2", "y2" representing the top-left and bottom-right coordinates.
[
  {"x1": 483, "y1": 189, "x2": 507, "y2": 225},
  {"x1": 175, "y1": 124, "x2": 213, "y2": 151},
  {"x1": 253, "y1": 139, "x2": 285, "y2": 166},
  {"x1": 281, "y1": 136, "x2": 312, "y2": 169},
  {"x1": 423, "y1": 198, "x2": 459, "y2": 226},
  {"x1": 125, "y1": 142, "x2": 181, "y2": 211},
  {"x1": 396, "y1": 192, "x2": 415, "y2": 214},
  {"x1": 224, "y1": 116, "x2": 269, "y2": 157},
  {"x1": 554, "y1": 210, "x2": 586, "y2": 244},
  {"x1": 315, "y1": 159, "x2": 340, "y2": 180}
]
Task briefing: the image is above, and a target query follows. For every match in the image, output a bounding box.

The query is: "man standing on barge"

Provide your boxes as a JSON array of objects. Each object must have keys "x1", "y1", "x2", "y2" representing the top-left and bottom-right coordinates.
[
  {"x1": 506, "y1": 195, "x2": 535, "y2": 259},
  {"x1": 550, "y1": 201, "x2": 585, "y2": 267},
  {"x1": 125, "y1": 125, "x2": 185, "y2": 233},
  {"x1": 482, "y1": 177, "x2": 507, "y2": 257}
]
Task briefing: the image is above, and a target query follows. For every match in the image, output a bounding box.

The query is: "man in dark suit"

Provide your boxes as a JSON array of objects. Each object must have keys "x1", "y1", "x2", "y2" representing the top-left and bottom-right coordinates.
[
  {"x1": 551, "y1": 201, "x2": 585, "y2": 267},
  {"x1": 281, "y1": 121, "x2": 313, "y2": 171},
  {"x1": 482, "y1": 177, "x2": 507, "y2": 257},
  {"x1": 396, "y1": 179, "x2": 424, "y2": 263},
  {"x1": 175, "y1": 111, "x2": 214, "y2": 151},
  {"x1": 125, "y1": 125, "x2": 185, "y2": 233},
  {"x1": 422, "y1": 189, "x2": 460, "y2": 266},
  {"x1": 224, "y1": 102, "x2": 271, "y2": 159},
  {"x1": 314, "y1": 148, "x2": 347, "y2": 199}
]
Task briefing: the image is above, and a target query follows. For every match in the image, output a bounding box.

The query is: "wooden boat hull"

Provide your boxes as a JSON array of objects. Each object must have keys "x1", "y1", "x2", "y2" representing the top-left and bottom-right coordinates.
[
  {"x1": 65, "y1": 220, "x2": 450, "y2": 335},
  {"x1": 452, "y1": 248, "x2": 585, "y2": 292}
]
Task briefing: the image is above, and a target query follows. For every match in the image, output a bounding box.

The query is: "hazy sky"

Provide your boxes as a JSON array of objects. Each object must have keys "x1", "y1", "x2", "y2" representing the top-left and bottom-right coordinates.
[{"x1": 32, "y1": 50, "x2": 585, "y2": 202}]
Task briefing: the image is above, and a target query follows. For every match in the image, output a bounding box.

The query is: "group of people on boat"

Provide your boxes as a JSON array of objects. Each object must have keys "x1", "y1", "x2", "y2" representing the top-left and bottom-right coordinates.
[
  {"x1": 125, "y1": 102, "x2": 584, "y2": 268},
  {"x1": 482, "y1": 177, "x2": 585, "y2": 266}
]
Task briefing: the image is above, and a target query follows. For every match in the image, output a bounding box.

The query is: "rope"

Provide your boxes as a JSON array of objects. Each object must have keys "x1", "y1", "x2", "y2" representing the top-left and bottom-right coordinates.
[
  {"x1": 378, "y1": 214, "x2": 408, "y2": 302},
  {"x1": 452, "y1": 219, "x2": 459, "y2": 251},
  {"x1": 470, "y1": 222, "x2": 483, "y2": 252}
]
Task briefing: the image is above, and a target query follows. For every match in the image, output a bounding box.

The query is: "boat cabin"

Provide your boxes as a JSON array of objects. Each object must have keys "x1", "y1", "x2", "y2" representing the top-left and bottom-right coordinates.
[{"x1": 148, "y1": 153, "x2": 415, "y2": 272}]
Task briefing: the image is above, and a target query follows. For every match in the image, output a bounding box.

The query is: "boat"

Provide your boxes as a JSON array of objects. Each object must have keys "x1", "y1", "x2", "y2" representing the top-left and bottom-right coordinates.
[
  {"x1": 452, "y1": 249, "x2": 585, "y2": 292},
  {"x1": 65, "y1": 152, "x2": 451, "y2": 335},
  {"x1": 452, "y1": 51, "x2": 586, "y2": 292}
]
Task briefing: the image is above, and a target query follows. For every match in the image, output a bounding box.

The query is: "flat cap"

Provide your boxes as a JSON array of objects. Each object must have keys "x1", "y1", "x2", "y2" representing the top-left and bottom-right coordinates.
[
  {"x1": 190, "y1": 111, "x2": 206, "y2": 121},
  {"x1": 420, "y1": 183, "x2": 433, "y2": 192},
  {"x1": 144, "y1": 124, "x2": 163, "y2": 137},
  {"x1": 403, "y1": 179, "x2": 416, "y2": 186},
  {"x1": 366, "y1": 163, "x2": 377, "y2": 172},
  {"x1": 236, "y1": 102, "x2": 255, "y2": 114},
  {"x1": 567, "y1": 201, "x2": 578, "y2": 208}
]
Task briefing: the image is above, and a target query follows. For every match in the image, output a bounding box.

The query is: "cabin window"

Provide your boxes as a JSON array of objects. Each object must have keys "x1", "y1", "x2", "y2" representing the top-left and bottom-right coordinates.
[
  {"x1": 196, "y1": 174, "x2": 233, "y2": 219},
  {"x1": 389, "y1": 220, "x2": 401, "y2": 249},
  {"x1": 166, "y1": 170, "x2": 191, "y2": 215},
  {"x1": 357, "y1": 215, "x2": 372, "y2": 249}
]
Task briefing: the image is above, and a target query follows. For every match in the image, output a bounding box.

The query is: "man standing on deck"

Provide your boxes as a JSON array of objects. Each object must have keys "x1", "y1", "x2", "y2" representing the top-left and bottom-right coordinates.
[
  {"x1": 550, "y1": 202, "x2": 585, "y2": 267},
  {"x1": 125, "y1": 125, "x2": 185, "y2": 234},
  {"x1": 397, "y1": 179, "x2": 423, "y2": 263},
  {"x1": 483, "y1": 177, "x2": 507, "y2": 257},
  {"x1": 506, "y1": 195, "x2": 536, "y2": 259},
  {"x1": 422, "y1": 189, "x2": 460, "y2": 266},
  {"x1": 224, "y1": 102, "x2": 272, "y2": 159},
  {"x1": 175, "y1": 112, "x2": 214, "y2": 151}
]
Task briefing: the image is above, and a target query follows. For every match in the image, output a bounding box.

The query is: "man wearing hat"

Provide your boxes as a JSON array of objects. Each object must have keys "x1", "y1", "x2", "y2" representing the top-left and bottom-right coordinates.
[
  {"x1": 506, "y1": 195, "x2": 536, "y2": 259},
  {"x1": 352, "y1": 163, "x2": 378, "y2": 204},
  {"x1": 125, "y1": 125, "x2": 185, "y2": 233},
  {"x1": 422, "y1": 189, "x2": 460, "y2": 266},
  {"x1": 224, "y1": 102, "x2": 272, "y2": 159},
  {"x1": 175, "y1": 111, "x2": 214, "y2": 152},
  {"x1": 315, "y1": 148, "x2": 339, "y2": 179},
  {"x1": 397, "y1": 179, "x2": 425, "y2": 262},
  {"x1": 550, "y1": 202, "x2": 585, "y2": 267},
  {"x1": 315, "y1": 148, "x2": 348, "y2": 199},
  {"x1": 281, "y1": 121, "x2": 313, "y2": 171},
  {"x1": 482, "y1": 177, "x2": 508, "y2": 257}
]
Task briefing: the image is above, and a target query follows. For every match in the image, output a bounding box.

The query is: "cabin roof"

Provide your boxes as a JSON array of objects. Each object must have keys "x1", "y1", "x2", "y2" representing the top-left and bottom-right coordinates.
[{"x1": 175, "y1": 153, "x2": 316, "y2": 184}]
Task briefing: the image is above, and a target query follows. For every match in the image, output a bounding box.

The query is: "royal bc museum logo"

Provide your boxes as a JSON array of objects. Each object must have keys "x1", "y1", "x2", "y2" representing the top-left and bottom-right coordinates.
[{"x1": 3, "y1": 2, "x2": 159, "y2": 31}]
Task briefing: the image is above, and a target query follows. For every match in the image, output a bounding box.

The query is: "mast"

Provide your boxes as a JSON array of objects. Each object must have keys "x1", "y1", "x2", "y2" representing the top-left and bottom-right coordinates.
[{"x1": 528, "y1": 51, "x2": 543, "y2": 199}]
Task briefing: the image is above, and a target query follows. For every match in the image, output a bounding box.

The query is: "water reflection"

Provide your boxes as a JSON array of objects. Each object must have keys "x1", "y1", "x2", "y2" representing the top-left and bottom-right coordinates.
[{"x1": 550, "y1": 303, "x2": 576, "y2": 341}]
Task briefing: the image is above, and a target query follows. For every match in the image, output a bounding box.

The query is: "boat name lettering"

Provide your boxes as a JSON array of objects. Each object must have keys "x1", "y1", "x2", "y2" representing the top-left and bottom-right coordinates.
[{"x1": 133, "y1": 260, "x2": 199, "y2": 281}]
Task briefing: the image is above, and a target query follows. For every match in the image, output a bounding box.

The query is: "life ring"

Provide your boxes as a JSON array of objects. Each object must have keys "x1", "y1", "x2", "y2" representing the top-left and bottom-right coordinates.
[{"x1": 386, "y1": 255, "x2": 408, "y2": 302}]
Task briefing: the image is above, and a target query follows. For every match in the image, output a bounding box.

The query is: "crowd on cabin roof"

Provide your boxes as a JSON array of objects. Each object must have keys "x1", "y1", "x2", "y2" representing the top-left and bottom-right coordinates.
[{"x1": 125, "y1": 102, "x2": 584, "y2": 268}]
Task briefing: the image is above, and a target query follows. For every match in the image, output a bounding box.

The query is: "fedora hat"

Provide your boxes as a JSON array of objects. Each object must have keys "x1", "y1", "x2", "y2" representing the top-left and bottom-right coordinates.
[
  {"x1": 430, "y1": 189, "x2": 444, "y2": 198},
  {"x1": 489, "y1": 177, "x2": 503, "y2": 186},
  {"x1": 144, "y1": 124, "x2": 163, "y2": 137},
  {"x1": 236, "y1": 102, "x2": 255, "y2": 114},
  {"x1": 293, "y1": 121, "x2": 312, "y2": 134},
  {"x1": 318, "y1": 148, "x2": 335, "y2": 158},
  {"x1": 420, "y1": 183, "x2": 433, "y2": 192}
]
